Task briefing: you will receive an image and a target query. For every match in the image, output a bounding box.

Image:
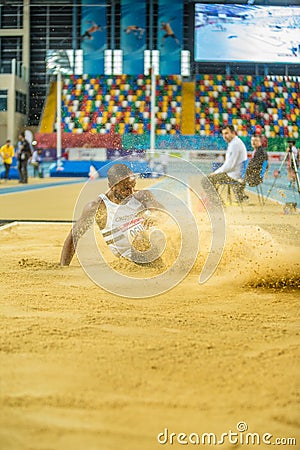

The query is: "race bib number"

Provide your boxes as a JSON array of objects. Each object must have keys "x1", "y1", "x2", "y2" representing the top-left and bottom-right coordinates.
[{"x1": 120, "y1": 217, "x2": 145, "y2": 245}]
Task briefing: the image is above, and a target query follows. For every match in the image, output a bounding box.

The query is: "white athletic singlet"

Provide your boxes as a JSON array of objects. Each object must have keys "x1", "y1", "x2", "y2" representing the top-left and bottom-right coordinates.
[{"x1": 99, "y1": 193, "x2": 145, "y2": 259}]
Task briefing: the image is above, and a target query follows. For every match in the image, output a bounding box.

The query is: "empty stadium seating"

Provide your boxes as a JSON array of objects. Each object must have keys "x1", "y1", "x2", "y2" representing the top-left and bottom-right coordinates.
[
  {"x1": 61, "y1": 74, "x2": 182, "y2": 135},
  {"x1": 195, "y1": 74, "x2": 300, "y2": 139},
  {"x1": 55, "y1": 73, "x2": 300, "y2": 139}
]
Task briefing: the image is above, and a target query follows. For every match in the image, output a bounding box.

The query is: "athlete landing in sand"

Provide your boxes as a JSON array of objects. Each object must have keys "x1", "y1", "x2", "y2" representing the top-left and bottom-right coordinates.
[{"x1": 60, "y1": 164, "x2": 165, "y2": 267}]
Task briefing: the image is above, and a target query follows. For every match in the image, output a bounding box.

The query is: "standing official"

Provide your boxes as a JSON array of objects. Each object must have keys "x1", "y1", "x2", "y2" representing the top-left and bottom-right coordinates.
[
  {"x1": 0, "y1": 139, "x2": 14, "y2": 181},
  {"x1": 17, "y1": 132, "x2": 32, "y2": 183}
]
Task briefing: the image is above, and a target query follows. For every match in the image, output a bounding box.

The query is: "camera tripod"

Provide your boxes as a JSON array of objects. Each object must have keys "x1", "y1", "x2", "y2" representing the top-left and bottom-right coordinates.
[{"x1": 266, "y1": 150, "x2": 300, "y2": 200}]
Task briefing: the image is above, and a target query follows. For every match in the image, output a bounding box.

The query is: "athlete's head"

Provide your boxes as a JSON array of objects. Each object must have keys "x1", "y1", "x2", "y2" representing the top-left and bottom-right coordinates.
[
  {"x1": 221, "y1": 125, "x2": 236, "y2": 143},
  {"x1": 108, "y1": 164, "x2": 136, "y2": 201}
]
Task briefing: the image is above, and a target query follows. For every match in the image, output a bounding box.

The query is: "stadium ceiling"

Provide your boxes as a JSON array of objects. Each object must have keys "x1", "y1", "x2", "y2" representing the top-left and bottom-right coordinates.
[
  {"x1": 188, "y1": 0, "x2": 300, "y2": 6},
  {"x1": 0, "y1": 0, "x2": 105, "y2": 4},
  {"x1": 1, "y1": 0, "x2": 298, "y2": 5}
]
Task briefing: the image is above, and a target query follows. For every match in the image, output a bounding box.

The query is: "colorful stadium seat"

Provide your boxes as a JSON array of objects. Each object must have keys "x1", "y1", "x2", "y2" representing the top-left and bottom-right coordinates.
[
  {"x1": 61, "y1": 74, "x2": 182, "y2": 135},
  {"x1": 195, "y1": 74, "x2": 299, "y2": 138}
]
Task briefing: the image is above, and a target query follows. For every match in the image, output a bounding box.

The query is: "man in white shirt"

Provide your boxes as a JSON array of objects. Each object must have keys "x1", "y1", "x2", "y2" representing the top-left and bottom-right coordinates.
[{"x1": 207, "y1": 125, "x2": 248, "y2": 202}]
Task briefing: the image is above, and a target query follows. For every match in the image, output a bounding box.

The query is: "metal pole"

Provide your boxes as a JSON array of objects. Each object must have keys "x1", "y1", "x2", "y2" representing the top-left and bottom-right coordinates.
[
  {"x1": 291, "y1": 150, "x2": 300, "y2": 194},
  {"x1": 149, "y1": 0, "x2": 153, "y2": 50},
  {"x1": 12, "y1": 58, "x2": 16, "y2": 75},
  {"x1": 150, "y1": 65, "x2": 156, "y2": 153},
  {"x1": 265, "y1": 151, "x2": 289, "y2": 199},
  {"x1": 57, "y1": 68, "x2": 62, "y2": 167},
  {"x1": 72, "y1": 0, "x2": 77, "y2": 73},
  {"x1": 111, "y1": 0, "x2": 115, "y2": 50}
]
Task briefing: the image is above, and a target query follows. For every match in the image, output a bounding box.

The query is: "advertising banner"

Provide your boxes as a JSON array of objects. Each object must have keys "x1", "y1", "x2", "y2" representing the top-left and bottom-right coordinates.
[
  {"x1": 121, "y1": 0, "x2": 146, "y2": 74},
  {"x1": 81, "y1": 0, "x2": 107, "y2": 74},
  {"x1": 158, "y1": 0, "x2": 183, "y2": 74}
]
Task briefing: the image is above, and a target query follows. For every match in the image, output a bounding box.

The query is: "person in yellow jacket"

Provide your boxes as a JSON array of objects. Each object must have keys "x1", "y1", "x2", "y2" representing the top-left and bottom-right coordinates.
[{"x1": 0, "y1": 139, "x2": 14, "y2": 181}]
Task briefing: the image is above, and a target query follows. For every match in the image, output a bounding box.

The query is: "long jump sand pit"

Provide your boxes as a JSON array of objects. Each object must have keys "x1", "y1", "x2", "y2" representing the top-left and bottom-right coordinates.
[{"x1": 0, "y1": 183, "x2": 299, "y2": 449}]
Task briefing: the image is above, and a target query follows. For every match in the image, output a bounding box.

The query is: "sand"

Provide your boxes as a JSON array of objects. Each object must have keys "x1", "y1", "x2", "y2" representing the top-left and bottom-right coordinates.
[{"x1": 0, "y1": 178, "x2": 299, "y2": 450}]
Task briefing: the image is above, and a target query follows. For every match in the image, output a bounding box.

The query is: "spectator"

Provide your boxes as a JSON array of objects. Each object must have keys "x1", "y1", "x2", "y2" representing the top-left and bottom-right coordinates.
[
  {"x1": 30, "y1": 146, "x2": 43, "y2": 178},
  {"x1": 289, "y1": 141, "x2": 299, "y2": 167},
  {"x1": 160, "y1": 152, "x2": 169, "y2": 175},
  {"x1": 286, "y1": 141, "x2": 299, "y2": 187},
  {"x1": 245, "y1": 134, "x2": 269, "y2": 187},
  {"x1": 0, "y1": 139, "x2": 14, "y2": 181}
]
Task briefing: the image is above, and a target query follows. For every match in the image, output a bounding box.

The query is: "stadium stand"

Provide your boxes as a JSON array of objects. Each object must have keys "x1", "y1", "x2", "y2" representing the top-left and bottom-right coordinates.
[
  {"x1": 195, "y1": 74, "x2": 300, "y2": 138},
  {"x1": 60, "y1": 74, "x2": 182, "y2": 136}
]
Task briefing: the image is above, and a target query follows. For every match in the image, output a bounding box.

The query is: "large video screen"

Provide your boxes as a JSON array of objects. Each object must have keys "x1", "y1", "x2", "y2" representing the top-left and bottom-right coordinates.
[{"x1": 195, "y1": 4, "x2": 300, "y2": 63}]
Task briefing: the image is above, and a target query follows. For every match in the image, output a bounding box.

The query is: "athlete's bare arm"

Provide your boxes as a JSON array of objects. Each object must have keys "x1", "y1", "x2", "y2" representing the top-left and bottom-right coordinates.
[
  {"x1": 133, "y1": 189, "x2": 166, "y2": 228},
  {"x1": 60, "y1": 198, "x2": 107, "y2": 266}
]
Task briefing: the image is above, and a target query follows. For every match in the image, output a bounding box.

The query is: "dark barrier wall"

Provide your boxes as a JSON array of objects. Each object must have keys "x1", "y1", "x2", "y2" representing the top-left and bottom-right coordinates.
[
  {"x1": 35, "y1": 133, "x2": 122, "y2": 150},
  {"x1": 81, "y1": 0, "x2": 107, "y2": 74},
  {"x1": 36, "y1": 133, "x2": 298, "y2": 154},
  {"x1": 121, "y1": 0, "x2": 146, "y2": 74},
  {"x1": 158, "y1": 0, "x2": 183, "y2": 74}
]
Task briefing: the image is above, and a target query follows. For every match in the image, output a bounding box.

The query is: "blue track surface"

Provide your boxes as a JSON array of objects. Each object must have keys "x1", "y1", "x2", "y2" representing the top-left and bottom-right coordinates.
[
  {"x1": 247, "y1": 175, "x2": 300, "y2": 206},
  {"x1": 0, "y1": 179, "x2": 86, "y2": 195},
  {"x1": 1, "y1": 161, "x2": 299, "y2": 207}
]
